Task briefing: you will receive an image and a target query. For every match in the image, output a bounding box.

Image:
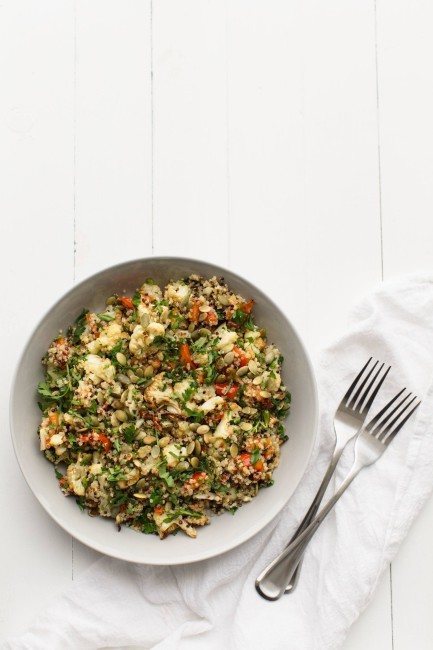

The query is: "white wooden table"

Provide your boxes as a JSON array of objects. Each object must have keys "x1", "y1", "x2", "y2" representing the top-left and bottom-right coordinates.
[{"x1": 1, "y1": 1, "x2": 433, "y2": 647}]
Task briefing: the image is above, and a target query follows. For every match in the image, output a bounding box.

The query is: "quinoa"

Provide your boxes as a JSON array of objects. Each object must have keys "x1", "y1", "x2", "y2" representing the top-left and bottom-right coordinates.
[{"x1": 37, "y1": 275, "x2": 291, "y2": 539}]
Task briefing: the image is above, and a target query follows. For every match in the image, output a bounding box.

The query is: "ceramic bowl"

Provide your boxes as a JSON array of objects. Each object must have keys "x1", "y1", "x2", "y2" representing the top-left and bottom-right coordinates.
[{"x1": 10, "y1": 257, "x2": 318, "y2": 564}]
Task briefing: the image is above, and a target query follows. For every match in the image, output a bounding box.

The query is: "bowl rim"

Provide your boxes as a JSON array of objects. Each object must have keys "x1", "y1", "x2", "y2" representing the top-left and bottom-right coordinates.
[{"x1": 9, "y1": 255, "x2": 318, "y2": 564}]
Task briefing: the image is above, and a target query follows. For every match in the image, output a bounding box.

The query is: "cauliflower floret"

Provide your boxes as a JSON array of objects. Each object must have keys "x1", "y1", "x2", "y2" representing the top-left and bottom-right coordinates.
[
  {"x1": 66, "y1": 463, "x2": 88, "y2": 496},
  {"x1": 153, "y1": 507, "x2": 177, "y2": 535},
  {"x1": 86, "y1": 339, "x2": 101, "y2": 354},
  {"x1": 137, "y1": 303, "x2": 151, "y2": 327},
  {"x1": 164, "y1": 282, "x2": 191, "y2": 305},
  {"x1": 50, "y1": 433, "x2": 65, "y2": 447},
  {"x1": 173, "y1": 378, "x2": 191, "y2": 399},
  {"x1": 39, "y1": 423, "x2": 50, "y2": 451},
  {"x1": 83, "y1": 354, "x2": 116, "y2": 384},
  {"x1": 266, "y1": 372, "x2": 282, "y2": 393},
  {"x1": 129, "y1": 324, "x2": 146, "y2": 356},
  {"x1": 146, "y1": 321, "x2": 165, "y2": 345},
  {"x1": 140, "y1": 282, "x2": 162, "y2": 301},
  {"x1": 214, "y1": 411, "x2": 232, "y2": 439},
  {"x1": 144, "y1": 373, "x2": 174, "y2": 405},
  {"x1": 199, "y1": 396, "x2": 224, "y2": 413},
  {"x1": 216, "y1": 328, "x2": 238, "y2": 351},
  {"x1": 162, "y1": 442, "x2": 183, "y2": 468},
  {"x1": 98, "y1": 321, "x2": 123, "y2": 351}
]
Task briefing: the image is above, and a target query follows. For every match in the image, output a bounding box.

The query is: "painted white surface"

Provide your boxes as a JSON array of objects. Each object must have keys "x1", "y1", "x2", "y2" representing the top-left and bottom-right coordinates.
[{"x1": 0, "y1": 0, "x2": 432, "y2": 647}]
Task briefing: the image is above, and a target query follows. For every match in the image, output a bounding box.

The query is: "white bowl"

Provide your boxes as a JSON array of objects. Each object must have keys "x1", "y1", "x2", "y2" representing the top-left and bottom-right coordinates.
[{"x1": 10, "y1": 257, "x2": 318, "y2": 565}]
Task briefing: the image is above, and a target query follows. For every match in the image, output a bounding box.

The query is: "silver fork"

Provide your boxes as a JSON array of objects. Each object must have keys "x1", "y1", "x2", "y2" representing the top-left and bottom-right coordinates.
[
  {"x1": 256, "y1": 388, "x2": 421, "y2": 601},
  {"x1": 283, "y1": 358, "x2": 391, "y2": 594}
]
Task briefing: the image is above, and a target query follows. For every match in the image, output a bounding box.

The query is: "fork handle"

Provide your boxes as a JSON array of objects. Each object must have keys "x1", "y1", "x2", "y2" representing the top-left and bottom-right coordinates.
[
  {"x1": 255, "y1": 464, "x2": 361, "y2": 601},
  {"x1": 283, "y1": 443, "x2": 345, "y2": 593}
]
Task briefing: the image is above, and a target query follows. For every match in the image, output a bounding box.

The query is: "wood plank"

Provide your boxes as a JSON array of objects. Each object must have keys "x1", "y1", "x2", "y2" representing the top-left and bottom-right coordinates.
[
  {"x1": 73, "y1": 0, "x2": 153, "y2": 283},
  {"x1": 377, "y1": 1, "x2": 433, "y2": 648},
  {"x1": 227, "y1": 0, "x2": 382, "y2": 357},
  {"x1": 377, "y1": 0, "x2": 433, "y2": 278},
  {"x1": 152, "y1": 0, "x2": 229, "y2": 262},
  {"x1": 72, "y1": 0, "x2": 153, "y2": 573},
  {"x1": 226, "y1": 2, "x2": 390, "y2": 648},
  {"x1": 0, "y1": 0, "x2": 75, "y2": 638}
]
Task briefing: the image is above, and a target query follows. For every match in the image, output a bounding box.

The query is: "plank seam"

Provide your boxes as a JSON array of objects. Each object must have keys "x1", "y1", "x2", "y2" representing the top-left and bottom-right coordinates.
[{"x1": 374, "y1": 0, "x2": 384, "y2": 282}]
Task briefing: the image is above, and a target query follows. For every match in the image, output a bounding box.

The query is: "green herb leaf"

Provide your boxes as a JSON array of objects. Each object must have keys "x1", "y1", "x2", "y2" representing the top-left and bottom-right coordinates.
[
  {"x1": 75, "y1": 497, "x2": 85, "y2": 512},
  {"x1": 158, "y1": 462, "x2": 174, "y2": 487},
  {"x1": 72, "y1": 309, "x2": 88, "y2": 344},
  {"x1": 123, "y1": 424, "x2": 136, "y2": 444},
  {"x1": 98, "y1": 312, "x2": 115, "y2": 322},
  {"x1": 251, "y1": 448, "x2": 261, "y2": 465}
]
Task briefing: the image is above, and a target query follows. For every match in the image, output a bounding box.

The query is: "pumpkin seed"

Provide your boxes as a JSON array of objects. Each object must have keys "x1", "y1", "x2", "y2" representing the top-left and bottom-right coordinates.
[
  {"x1": 216, "y1": 373, "x2": 226, "y2": 383},
  {"x1": 223, "y1": 351, "x2": 235, "y2": 365},
  {"x1": 112, "y1": 399, "x2": 123, "y2": 409},
  {"x1": 159, "y1": 436, "x2": 171, "y2": 447},
  {"x1": 216, "y1": 358, "x2": 225, "y2": 370},
  {"x1": 265, "y1": 350, "x2": 275, "y2": 364},
  {"x1": 260, "y1": 390, "x2": 271, "y2": 398},
  {"x1": 230, "y1": 443, "x2": 238, "y2": 457},
  {"x1": 178, "y1": 421, "x2": 189, "y2": 432},
  {"x1": 253, "y1": 375, "x2": 263, "y2": 385},
  {"x1": 198, "y1": 312, "x2": 207, "y2": 322},
  {"x1": 144, "y1": 365, "x2": 154, "y2": 377},
  {"x1": 115, "y1": 352, "x2": 127, "y2": 366},
  {"x1": 199, "y1": 304, "x2": 211, "y2": 312},
  {"x1": 133, "y1": 493, "x2": 147, "y2": 500},
  {"x1": 143, "y1": 435, "x2": 156, "y2": 444},
  {"x1": 127, "y1": 369, "x2": 139, "y2": 382},
  {"x1": 110, "y1": 413, "x2": 119, "y2": 427},
  {"x1": 151, "y1": 445, "x2": 160, "y2": 459},
  {"x1": 188, "y1": 323, "x2": 196, "y2": 333},
  {"x1": 115, "y1": 409, "x2": 128, "y2": 422},
  {"x1": 117, "y1": 373, "x2": 131, "y2": 385},
  {"x1": 248, "y1": 359, "x2": 259, "y2": 374},
  {"x1": 140, "y1": 312, "x2": 150, "y2": 327},
  {"x1": 214, "y1": 439, "x2": 225, "y2": 449},
  {"x1": 190, "y1": 456, "x2": 200, "y2": 468},
  {"x1": 197, "y1": 328, "x2": 211, "y2": 337},
  {"x1": 197, "y1": 424, "x2": 210, "y2": 434},
  {"x1": 176, "y1": 461, "x2": 190, "y2": 471},
  {"x1": 135, "y1": 478, "x2": 148, "y2": 489},
  {"x1": 203, "y1": 433, "x2": 214, "y2": 444},
  {"x1": 157, "y1": 351, "x2": 164, "y2": 361},
  {"x1": 236, "y1": 366, "x2": 249, "y2": 377},
  {"x1": 135, "y1": 366, "x2": 144, "y2": 377},
  {"x1": 106, "y1": 295, "x2": 117, "y2": 305},
  {"x1": 194, "y1": 440, "x2": 202, "y2": 455},
  {"x1": 186, "y1": 441, "x2": 195, "y2": 455},
  {"x1": 240, "y1": 421, "x2": 253, "y2": 431},
  {"x1": 189, "y1": 423, "x2": 199, "y2": 432}
]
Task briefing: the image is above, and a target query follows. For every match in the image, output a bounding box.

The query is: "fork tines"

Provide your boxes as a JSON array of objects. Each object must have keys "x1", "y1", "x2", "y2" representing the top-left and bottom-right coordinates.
[
  {"x1": 366, "y1": 388, "x2": 421, "y2": 445},
  {"x1": 343, "y1": 358, "x2": 391, "y2": 414}
]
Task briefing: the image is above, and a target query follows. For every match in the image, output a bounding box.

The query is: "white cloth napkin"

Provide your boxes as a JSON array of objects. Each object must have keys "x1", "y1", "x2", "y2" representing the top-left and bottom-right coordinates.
[{"x1": 5, "y1": 274, "x2": 433, "y2": 650}]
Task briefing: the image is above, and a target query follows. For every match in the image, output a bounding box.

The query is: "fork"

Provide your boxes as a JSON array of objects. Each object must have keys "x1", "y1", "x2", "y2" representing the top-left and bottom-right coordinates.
[
  {"x1": 255, "y1": 388, "x2": 421, "y2": 601},
  {"x1": 283, "y1": 358, "x2": 391, "y2": 594}
]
